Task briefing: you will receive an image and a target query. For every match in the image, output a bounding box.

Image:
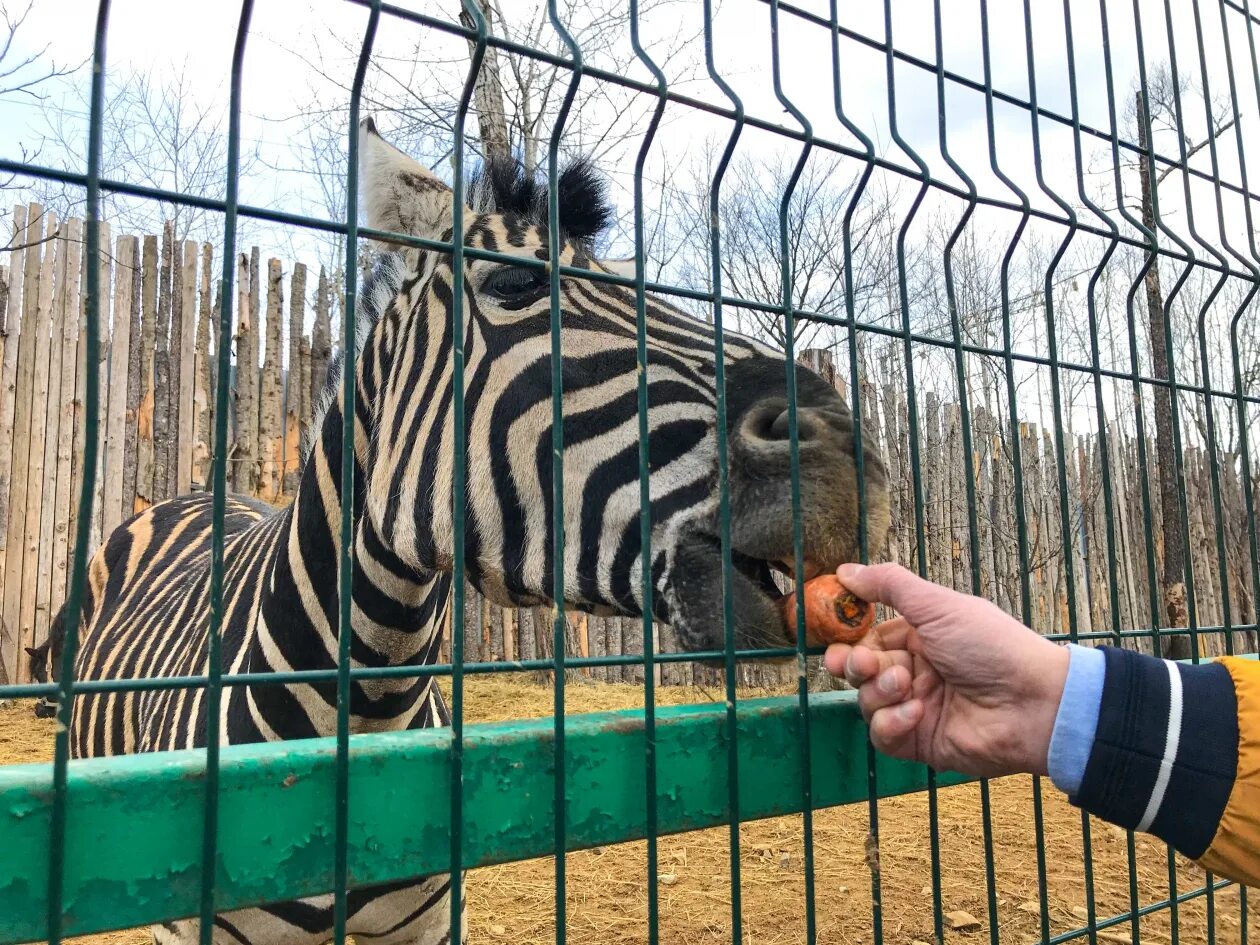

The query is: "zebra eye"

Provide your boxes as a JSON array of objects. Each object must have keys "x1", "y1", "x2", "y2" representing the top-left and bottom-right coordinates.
[{"x1": 483, "y1": 265, "x2": 549, "y2": 302}]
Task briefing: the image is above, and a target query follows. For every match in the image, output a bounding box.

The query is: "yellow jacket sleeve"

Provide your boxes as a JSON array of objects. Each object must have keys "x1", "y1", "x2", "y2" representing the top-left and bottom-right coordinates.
[{"x1": 1196, "y1": 656, "x2": 1260, "y2": 886}]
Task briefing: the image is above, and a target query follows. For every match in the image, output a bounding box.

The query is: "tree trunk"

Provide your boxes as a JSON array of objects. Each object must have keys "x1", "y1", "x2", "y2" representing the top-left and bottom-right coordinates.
[
  {"x1": 1136, "y1": 91, "x2": 1190, "y2": 660},
  {"x1": 459, "y1": 0, "x2": 512, "y2": 168}
]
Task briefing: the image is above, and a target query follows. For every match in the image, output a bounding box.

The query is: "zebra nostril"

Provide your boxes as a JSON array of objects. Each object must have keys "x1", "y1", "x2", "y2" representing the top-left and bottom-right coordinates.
[{"x1": 767, "y1": 408, "x2": 818, "y2": 442}]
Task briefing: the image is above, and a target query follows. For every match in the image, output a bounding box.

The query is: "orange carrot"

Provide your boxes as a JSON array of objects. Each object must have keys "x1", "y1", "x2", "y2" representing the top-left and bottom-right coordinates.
[{"x1": 780, "y1": 573, "x2": 876, "y2": 646}]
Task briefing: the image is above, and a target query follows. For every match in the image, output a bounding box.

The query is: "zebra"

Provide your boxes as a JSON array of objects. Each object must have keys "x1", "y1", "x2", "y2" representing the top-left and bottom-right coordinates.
[
  {"x1": 56, "y1": 118, "x2": 890, "y2": 945},
  {"x1": 25, "y1": 610, "x2": 61, "y2": 719}
]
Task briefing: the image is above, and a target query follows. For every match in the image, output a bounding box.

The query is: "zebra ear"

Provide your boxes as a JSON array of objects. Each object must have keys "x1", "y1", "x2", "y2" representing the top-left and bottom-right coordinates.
[{"x1": 359, "y1": 117, "x2": 465, "y2": 246}]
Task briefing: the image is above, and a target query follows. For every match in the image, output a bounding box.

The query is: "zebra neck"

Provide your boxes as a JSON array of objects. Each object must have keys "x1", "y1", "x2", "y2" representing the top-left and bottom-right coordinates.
[{"x1": 253, "y1": 399, "x2": 451, "y2": 735}]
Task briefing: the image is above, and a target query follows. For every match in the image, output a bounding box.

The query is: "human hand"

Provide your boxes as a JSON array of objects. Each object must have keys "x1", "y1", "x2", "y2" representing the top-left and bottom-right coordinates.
[{"x1": 823, "y1": 562, "x2": 1069, "y2": 779}]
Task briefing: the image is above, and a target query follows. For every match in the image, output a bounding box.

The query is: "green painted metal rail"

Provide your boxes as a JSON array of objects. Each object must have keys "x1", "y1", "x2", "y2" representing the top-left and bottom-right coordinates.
[{"x1": 0, "y1": 692, "x2": 966, "y2": 944}]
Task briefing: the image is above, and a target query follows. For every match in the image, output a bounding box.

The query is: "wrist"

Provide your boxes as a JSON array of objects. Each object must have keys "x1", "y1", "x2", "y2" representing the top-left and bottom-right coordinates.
[{"x1": 1020, "y1": 638, "x2": 1070, "y2": 777}]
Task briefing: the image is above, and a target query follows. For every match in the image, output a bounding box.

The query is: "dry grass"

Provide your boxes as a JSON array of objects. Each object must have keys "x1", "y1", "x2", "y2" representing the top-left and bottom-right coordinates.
[{"x1": 2, "y1": 679, "x2": 1254, "y2": 945}]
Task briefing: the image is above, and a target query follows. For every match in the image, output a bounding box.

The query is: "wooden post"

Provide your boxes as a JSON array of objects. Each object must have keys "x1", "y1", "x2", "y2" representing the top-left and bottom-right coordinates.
[
  {"x1": 57, "y1": 221, "x2": 93, "y2": 632},
  {"x1": 284, "y1": 263, "x2": 306, "y2": 496},
  {"x1": 880, "y1": 385, "x2": 909, "y2": 568},
  {"x1": 259, "y1": 258, "x2": 284, "y2": 503},
  {"x1": 134, "y1": 234, "x2": 159, "y2": 513},
  {"x1": 657, "y1": 621, "x2": 683, "y2": 686},
  {"x1": 502, "y1": 607, "x2": 516, "y2": 663},
  {"x1": 922, "y1": 392, "x2": 943, "y2": 583},
  {"x1": 103, "y1": 236, "x2": 136, "y2": 535},
  {"x1": 298, "y1": 334, "x2": 312, "y2": 452},
  {"x1": 462, "y1": 583, "x2": 481, "y2": 667},
  {"x1": 88, "y1": 222, "x2": 113, "y2": 554},
  {"x1": 490, "y1": 602, "x2": 504, "y2": 663},
  {"x1": 36, "y1": 217, "x2": 73, "y2": 661},
  {"x1": 232, "y1": 252, "x2": 256, "y2": 495},
  {"x1": 620, "y1": 614, "x2": 643, "y2": 683},
  {"x1": 0, "y1": 206, "x2": 29, "y2": 680},
  {"x1": 605, "y1": 612, "x2": 621, "y2": 683},
  {"x1": 311, "y1": 266, "x2": 331, "y2": 407},
  {"x1": 246, "y1": 249, "x2": 261, "y2": 495},
  {"x1": 121, "y1": 240, "x2": 142, "y2": 520},
  {"x1": 175, "y1": 241, "x2": 196, "y2": 495},
  {"x1": 1, "y1": 205, "x2": 41, "y2": 681},
  {"x1": 586, "y1": 614, "x2": 604, "y2": 681},
  {"x1": 192, "y1": 243, "x2": 213, "y2": 491},
  {"x1": 517, "y1": 606, "x2": 535, "y2": 663},
  {"x1": 153, "y1": 220, "x2": 173, "y2": 503},
  {"x1": 16, "y1": 210, "x2": 57, "y2": 678}
]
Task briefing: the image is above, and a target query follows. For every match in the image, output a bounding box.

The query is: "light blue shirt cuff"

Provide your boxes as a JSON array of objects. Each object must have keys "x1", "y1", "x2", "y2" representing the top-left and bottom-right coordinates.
[{"x1": 1047, "y1": 644, "x2": 1106, "y2": 797}]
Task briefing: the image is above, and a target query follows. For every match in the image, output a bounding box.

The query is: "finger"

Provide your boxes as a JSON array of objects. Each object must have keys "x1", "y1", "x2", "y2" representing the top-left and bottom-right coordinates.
[
  {"x1": 867, "y1": 616, "x2": 915, "y2": 652},
  {"x1": 856, "y1": 664, "x2": 912, "y2": 719},
  {"x1": 836, "y1": 562, "x2": 959, "y2": 624},
  {"x1": 821, "y1": 619, "x2": 902, "y2": 678},
  {"x1": 823, "y1": 642, "x2": 912, "y2": 688},
  {"x1": 867, "y1": 699, "x2": 925, "y2": 759}
]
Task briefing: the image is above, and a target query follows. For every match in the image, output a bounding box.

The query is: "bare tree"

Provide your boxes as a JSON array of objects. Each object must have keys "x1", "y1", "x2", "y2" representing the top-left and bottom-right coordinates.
[
  {"x1": 1127, "y1": 65, "x2": 1237, "y2": 657},
  {"x1": 0, "y1": 0, "x2": 80, "y2": 227},
  {"x1": 32, "y1": 62, "x2": 260, "y2": 246},
  {"x1": 661, "y1": 149, "x2": 901, "y2": 353}
]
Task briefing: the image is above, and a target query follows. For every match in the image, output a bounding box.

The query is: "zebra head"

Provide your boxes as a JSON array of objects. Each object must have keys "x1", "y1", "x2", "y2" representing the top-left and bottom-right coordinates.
[
  {"x1": 26, "y1": 634, "x2": 59, "y2": 719},
  {"x1": 354, "y1": 119, "x2": 890, "y2": 656}
]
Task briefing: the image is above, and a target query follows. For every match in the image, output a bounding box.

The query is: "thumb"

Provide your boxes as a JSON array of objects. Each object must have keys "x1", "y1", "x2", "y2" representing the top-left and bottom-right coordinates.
[{"x1": 836, "y1": 561, "x2": 953, "y2": 624}]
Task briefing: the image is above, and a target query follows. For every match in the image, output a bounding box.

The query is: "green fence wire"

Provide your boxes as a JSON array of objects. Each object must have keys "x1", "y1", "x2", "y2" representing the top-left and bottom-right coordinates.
[{"x1": 1, "y1": 2, "x2": 1259, "y2": 945}]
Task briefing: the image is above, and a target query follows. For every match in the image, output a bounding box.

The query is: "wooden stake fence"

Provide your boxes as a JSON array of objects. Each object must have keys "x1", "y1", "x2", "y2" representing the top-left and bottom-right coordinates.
[{"x1": 0, "y1": 206, "x2": 1256, "y2": 685}]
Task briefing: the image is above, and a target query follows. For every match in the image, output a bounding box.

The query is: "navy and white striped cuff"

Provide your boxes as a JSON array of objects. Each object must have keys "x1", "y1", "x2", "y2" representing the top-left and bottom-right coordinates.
[{"x1": 1072, "y1": 646, "x2": 1238, "y2": 858}]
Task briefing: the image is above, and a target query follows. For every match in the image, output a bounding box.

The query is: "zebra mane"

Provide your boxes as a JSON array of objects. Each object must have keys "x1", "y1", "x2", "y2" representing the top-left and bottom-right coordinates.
[
  {"x1": 301, "y1": 252, "x2": 403, "y2": 465},
  {"x1": 299, "y1": 155, "x2": 614, "y2": 468},
  {"x1": 467, "y1": 155, "x2": 614, "y2": 245}
]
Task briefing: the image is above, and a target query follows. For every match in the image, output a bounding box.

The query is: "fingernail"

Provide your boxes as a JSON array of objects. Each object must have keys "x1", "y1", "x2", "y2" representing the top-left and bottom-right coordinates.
[
  {"x1": 897, "y1": 702, "x2": 917, "y2": 722},
  {"x1": 878, "y1": 669, "x2": 899, "y2": 695},
  {"x1": 837, "y1": 563, "x2": 866, "y2": 582}
]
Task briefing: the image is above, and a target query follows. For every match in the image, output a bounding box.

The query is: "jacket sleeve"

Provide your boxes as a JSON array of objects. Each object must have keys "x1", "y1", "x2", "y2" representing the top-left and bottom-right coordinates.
[
  {"x1": 1195, "y1": 656, "x2": 1260, "y2": 885},
  {"x1": 1064, "y1": 646, "x2": 1260, "y2": 887}
]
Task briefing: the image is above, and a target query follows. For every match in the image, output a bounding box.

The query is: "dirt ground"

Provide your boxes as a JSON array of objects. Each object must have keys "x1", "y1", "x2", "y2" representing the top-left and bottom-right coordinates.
[{"x1": 2, "y1": 678, "x2": 1255, "y2": 945}]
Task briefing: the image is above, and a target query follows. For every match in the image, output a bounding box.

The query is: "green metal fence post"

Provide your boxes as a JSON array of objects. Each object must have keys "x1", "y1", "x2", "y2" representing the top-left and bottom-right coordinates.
[
  {"x1": 627, "y1": 5, "x2": 668, "y2": 942},
  {"x1": 201, "y1": 4, "x2": 255, "y2": 943},
  {"x1": 46, "y1": 3, "x2": 110, "y2": 943},
  {"x1": 699, "y1": 3, "x2": 747, "y2": 940}
]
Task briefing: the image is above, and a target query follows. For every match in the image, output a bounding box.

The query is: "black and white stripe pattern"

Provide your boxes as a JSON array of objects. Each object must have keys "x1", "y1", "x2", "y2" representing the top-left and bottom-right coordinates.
[{"x1": 55, "y1": 121, "x2": 888, "y2": 945}]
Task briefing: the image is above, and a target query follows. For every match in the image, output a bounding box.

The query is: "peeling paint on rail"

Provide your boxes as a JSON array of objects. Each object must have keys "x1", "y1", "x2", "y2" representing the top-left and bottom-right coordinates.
[{"x1": 0, "y1": 692, "x2": 968, "y2": 943}]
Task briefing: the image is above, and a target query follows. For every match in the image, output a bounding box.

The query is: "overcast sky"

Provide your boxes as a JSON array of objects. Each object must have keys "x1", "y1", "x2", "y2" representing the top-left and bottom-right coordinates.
[
  {"x1": 3, "y1": 0, "x2": 1256, "y2": 232},
  {"x1": 2, "y1": 0, "x2": 1259, "y2": 399}
]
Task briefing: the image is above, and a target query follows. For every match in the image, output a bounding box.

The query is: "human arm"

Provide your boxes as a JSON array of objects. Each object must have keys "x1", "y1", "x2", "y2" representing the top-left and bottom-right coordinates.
[{"x1": 826, "y1": 562, "x2": 1260, "y2": 887}]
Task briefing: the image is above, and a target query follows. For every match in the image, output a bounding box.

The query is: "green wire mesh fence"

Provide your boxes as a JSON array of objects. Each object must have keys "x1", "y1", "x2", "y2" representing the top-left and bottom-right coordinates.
[{"x1": 0, "y1": 1, "x2": 1258, "y2": 944}]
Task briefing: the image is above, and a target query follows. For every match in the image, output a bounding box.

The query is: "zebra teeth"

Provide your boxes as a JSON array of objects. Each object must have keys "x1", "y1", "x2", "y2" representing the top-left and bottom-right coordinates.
[{"x1": 770, "y1": 558, "x2": 822, "y2": 583}]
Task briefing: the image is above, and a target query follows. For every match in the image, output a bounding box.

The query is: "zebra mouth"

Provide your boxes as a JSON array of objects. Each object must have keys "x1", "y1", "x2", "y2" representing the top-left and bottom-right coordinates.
[{"x1": 667, "y1": 531, "x2": 832, "y2": 655}]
